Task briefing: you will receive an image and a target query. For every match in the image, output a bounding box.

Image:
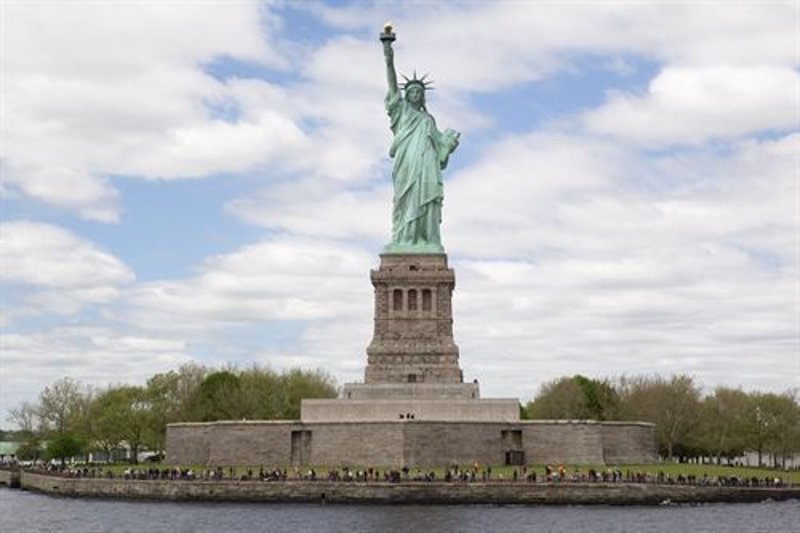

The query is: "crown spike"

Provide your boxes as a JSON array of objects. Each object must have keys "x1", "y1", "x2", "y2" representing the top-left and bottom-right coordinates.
[{"x1": 399, "y1": 70, "x2": 435, "y2": 91}]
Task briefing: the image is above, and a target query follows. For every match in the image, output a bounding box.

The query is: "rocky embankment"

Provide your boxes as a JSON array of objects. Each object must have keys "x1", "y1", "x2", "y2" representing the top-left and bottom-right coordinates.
[{"x1": 5, "y1": 470, "x2": 798, "y2": 505}]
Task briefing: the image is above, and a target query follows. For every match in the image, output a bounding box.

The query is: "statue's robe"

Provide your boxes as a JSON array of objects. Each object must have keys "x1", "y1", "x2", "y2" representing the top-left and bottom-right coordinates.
[{"x1": 385, "y1": 90, "x2": 456, "y2": 252}]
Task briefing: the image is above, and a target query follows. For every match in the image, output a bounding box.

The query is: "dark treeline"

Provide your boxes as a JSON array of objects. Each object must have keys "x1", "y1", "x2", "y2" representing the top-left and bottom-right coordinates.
[
  {"x1": 522, "y1": 374, "x2": 800, "y2": 467},
  {"x1": 7, "y1": 364, "x2": 337, "y2": 464}
]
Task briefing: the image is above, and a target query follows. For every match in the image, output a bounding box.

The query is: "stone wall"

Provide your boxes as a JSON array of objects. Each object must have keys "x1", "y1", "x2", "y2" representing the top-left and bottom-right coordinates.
[
  {"x1": 17, "y1": 471, "x2": 800, "y2": 505},
  {"x1": 166, "y1": 420, "x2": 656, "y2": 467},
  {"x1": 207, "y1": 422, "x2": 295, "y2": 466},
  {"x1": 310, "y1": 423, "x2": 404, "y2": 466},
  {"x1": 522, "y1": 421, "x2": 606, "y2": 464},
  {"x1": 166, "y1": 424, "x2": 212, "y2": 465},
  {"x1": 601, "y1": 422, "x2": 658, "y2": 464},
  {"x1": 301, "y1": 399, "x2": 519, "y2": 422},
  {"x1": 341, "y1": 382, "x2": 480, "y2": 400},
  {"x1": 403, "y1": 422, "x2": 508, "y2": 466}
]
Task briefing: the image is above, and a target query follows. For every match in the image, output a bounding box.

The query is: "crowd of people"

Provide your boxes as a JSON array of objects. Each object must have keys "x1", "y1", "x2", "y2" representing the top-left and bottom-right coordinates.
[{"x1": 10, "y1": 462, "x2": 791, "y2": 488}]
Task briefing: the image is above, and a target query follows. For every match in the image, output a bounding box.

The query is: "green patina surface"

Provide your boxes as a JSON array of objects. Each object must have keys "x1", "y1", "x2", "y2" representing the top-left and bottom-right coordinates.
[{"x1": 381, "y1": 27, "x2": 459, "y2": 254}]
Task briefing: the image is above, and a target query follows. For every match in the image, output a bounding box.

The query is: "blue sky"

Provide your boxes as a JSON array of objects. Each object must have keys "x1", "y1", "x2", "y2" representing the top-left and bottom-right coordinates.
[{"x1": 1, "y1": 1, "x2": 798, "y2": 422}]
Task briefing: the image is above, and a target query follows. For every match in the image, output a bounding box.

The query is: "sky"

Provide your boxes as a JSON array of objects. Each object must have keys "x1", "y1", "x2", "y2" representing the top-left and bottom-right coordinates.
[{"x1": 1, "y1": 0, "x2": 798, "y2": 423}]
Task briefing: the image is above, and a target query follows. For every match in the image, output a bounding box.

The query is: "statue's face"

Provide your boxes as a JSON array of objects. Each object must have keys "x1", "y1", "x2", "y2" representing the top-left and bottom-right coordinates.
[{"x1": 406, "y1": 85, "x2": 425, "y2": 107}]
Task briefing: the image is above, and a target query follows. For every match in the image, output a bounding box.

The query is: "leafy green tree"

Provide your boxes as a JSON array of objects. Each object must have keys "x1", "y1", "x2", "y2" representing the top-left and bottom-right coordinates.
[
  {"x1": 743, "y1": 391, "x2": 800, "y2": 467},
  {"x1": 44, "y1": 432, "x2": 85, "y2": 464},
  {"x1": 279, "y1": 368, "x2": 337, "y2": 419},
  {"x1": 237, "y1": 367, "x2": 284, "y2": 419},
  {"x1": 16, "y1": 435, "x2": 42, "y2": 462},
  {"x1": 145, "y1": 363, "x2": 208, "y2": 450},
  {"x1": 85, "y1": 387, "x2": 128, "y2": 460},
  {"x1": 194, "y1": 370, "x2": 244, "y2": 421},
  {"x1": 766, "y1": 391, "x2": 800, "y2": 468},
  {"x1": 573, "y1": 375, "x2": 619, "y2": 420},
  {"x1": 190, "y1": 366, "x2": 338, "y2": 421},
  {"x1": 88, "y1": 386, "x2": 151, "y2": 464},
  {"x1": 525, "y1": 375, "x2": 619, "y2": 420},
  {"x1": 525, "y1": 377, "x2": 591, "y2": 419},
  {"x1": 697, "y1": 387, "x2": 749, "y2": 463},
  {"x1": 618, "y1": 374, "x2": 702, "y2": 460}
]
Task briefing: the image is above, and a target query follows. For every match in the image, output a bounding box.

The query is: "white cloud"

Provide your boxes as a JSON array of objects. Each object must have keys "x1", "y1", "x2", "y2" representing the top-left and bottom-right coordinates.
[
  {"x1": 315, "y1": 2, "x2": 795, "y2": 92},
  {"x1": 1, "y1": 328, "x2": 192, "y2": 416},
  {"x1": 0, "y1": 221, "x2": 135, "y2": 321},
  {"x1": 226, "y1": 178, "x2": 391, "y2": 242},
  {"x1": 0, "y1": 221, "x2": 134, "y2": 317},
  {"x1": 444, "y1": 133, "x2": 635, "y2": 256},
  {"x1": 7, "y1": 1, "x2": 793, "y2": 221},
  {"x1": 3, "y1": 2, "x2": 797, "y2": 421},
  {"x1": 0, "y1": 221, "x2": 132, "y2": 286},
  {"x1": 584, "y1": 66, "x2": 798, "y2": 145},
  {"x1": 3, "y1": 1, "x2": 293, "y2": 220},
  {"x1": 442, "y1": 131, "x2": 797, "y2": 398},
  {"x1": 123, "y1": 237, "x2": 373, "y2": 330}
]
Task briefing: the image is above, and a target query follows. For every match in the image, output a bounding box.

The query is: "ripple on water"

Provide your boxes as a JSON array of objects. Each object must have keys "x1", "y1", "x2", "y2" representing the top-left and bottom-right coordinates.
[{"x1": 2, "y1": 489, "x2": 799, "y2": 533}]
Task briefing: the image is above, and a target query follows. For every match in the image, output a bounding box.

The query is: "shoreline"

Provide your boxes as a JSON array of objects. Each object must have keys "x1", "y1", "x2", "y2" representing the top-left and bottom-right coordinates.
[{"x1": 3, "y1": 470, "x2": 798, "y2": 505}]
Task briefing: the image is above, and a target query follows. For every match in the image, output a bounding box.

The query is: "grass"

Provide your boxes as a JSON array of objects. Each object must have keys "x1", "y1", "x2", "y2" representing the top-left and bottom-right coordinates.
[{"x1": 79, "y1": 462, "x2": 800, "y2": 483}]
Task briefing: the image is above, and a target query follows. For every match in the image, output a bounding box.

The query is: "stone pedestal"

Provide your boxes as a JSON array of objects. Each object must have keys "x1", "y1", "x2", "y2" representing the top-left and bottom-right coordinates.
[
  {"x1": 365, "y1": 253, "x2": 462, "y2": 384},
  {"x1": 300, "y1": 252, "x2": 520, "y2": 424},
  {"x1": 342, "y1": 382, "x2": 479, "y2": 400},
  {"x1": 301, "y1": 398, "x2": 520, "y2": 422}
]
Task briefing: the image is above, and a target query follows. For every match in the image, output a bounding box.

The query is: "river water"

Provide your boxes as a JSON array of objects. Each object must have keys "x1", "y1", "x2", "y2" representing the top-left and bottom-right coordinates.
[{"x1": 2, "y1": 488, "x2": 798, "y2": 532}]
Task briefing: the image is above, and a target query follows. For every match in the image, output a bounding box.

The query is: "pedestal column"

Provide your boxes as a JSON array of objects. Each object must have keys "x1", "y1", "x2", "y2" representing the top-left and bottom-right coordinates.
[{"x1": 365, "y1": 253, "x2": 463, "y2": 384}]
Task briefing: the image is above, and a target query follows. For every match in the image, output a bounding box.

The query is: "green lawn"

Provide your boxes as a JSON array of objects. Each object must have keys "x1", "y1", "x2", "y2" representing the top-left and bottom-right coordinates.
[
  {"x1": 84, "y1": 462, "x2": 800, "y2": 483},
  {"x1": 483, "y1": 463, "x2": 800, "y2": 483}
]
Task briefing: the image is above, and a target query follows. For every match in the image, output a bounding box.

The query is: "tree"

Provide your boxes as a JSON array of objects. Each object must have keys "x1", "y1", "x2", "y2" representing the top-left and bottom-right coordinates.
[
  {"x1": 193, "y1": 370, "x2": 243, "y2": 421},
  {"x1": 88, "y1": 386, "x2": 151, "y2": 464},
  {"x1": 146, "y1": 363, "x2": 208, "y2": 450},
  {"x1": 44, "y1": 432, "x2": 85, "y2": 465},
  {"x1": 278, "y1": 368, "x2": 337, "y2": 419},
  {"x1": 618, "y1": 374, "x2": 702, "y2": 460},
  {"x1": 186, "y1": 366, "x2": 338, "y2": 422},
  {"x1": 742, "y1": 391, "x2": 800, "y2": 467},
  {"x1": 8, "y1": 402, "x2": 39, "y2": 434},
  {"x1": 69, "y1": 386, "x2": 96, "y2": 462},
  {"x1": 37, "y1": 377, "x2": 86, "y2": 434},
  {"x1": 237, "y1": 367, "x2": 284, "y2": 420},
  {"x1": 16, "y1": 435, "x2": 42, "y2": 462},
  {"x1": 573, "y1": 375, "x2": 619, "y2": 420},
  {"x1": 86, "y1": 387, "x2": 128, "y2": 460},
  {"x1": 525, "y1": 375, "x2": 619, "y2": 420},
  {"x1": 766, "y1": 390, "x2": 800, "y2": 468},
  {"x1": 117, "y1": 386, "x2": 151, "y2": 465},
  {"x1": 697, "y1": 387, "x2": 749, "y2": 463}
]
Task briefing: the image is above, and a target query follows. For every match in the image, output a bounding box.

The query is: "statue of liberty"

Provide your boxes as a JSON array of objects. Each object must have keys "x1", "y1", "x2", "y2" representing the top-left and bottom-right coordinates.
[{"x1": 381, "y1": 24, "x2": 460, "y2": 254}]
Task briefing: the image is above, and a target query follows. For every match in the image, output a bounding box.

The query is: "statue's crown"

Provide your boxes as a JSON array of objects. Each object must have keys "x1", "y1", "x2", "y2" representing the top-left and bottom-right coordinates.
[{"x1": 401, "y1": 71, "x2": 434, "y2": 91}]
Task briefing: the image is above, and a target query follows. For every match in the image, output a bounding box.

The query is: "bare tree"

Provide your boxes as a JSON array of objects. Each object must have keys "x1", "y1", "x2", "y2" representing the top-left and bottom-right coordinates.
[
  {"x1": 8, "y1": 401, "x2": 39, "y2": 434},
  {"x1": 37, "y1": 377, "x2": 86, "y2": 434}
]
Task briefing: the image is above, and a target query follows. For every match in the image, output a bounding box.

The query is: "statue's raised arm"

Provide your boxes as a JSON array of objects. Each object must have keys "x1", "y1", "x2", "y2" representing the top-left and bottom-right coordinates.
[
  {"x1": 381, "y1": 23, "x2": 398, "y2": 96},
  {"x1": 379, "y1": 24, "x2": 461, "y2": 255}
]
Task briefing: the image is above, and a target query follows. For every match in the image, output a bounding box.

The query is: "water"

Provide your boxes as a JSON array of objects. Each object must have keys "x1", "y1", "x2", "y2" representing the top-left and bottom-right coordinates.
[{"x1": 2, "y1": 488, "x2": 798, "y2": 533}]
